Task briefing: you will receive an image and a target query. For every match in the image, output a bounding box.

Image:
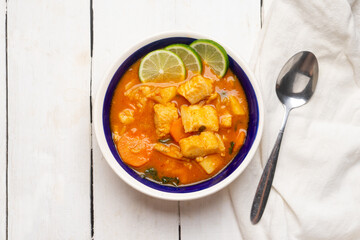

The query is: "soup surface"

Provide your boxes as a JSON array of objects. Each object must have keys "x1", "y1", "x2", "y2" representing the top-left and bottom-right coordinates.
[{"x1": 110, "y1": 59, "x2": 249, "y2": 186}]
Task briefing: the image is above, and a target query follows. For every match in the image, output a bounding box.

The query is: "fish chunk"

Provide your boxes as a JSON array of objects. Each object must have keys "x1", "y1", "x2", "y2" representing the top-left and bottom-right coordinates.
[
  {"x1": 179, "y1": 132, "x2": 225, "y2": 158},
  {"x1": 124, "y1": 86, "x2": 150, "y2": 112},
  {"x1": 154, "y1": 103, "x2": 178, "y2": 137},
  {"x1": 154, "y1": 143, "x2": 183, "y2": 159},
  {"x1": 125, "y1": 85, "x2": 177, "y2": 110},
  {"x1": 118, "y1": 109, "x2": 135, "y2": 125},
  {"x1": 177, "y1": 75, "x2": 213, "y2": 104},
  {"x1": 181, "y1": 105, "x2": 219, "y2": 133},
  {"x1": 150, "y1": 86, "x2": 177, "y2": 104}
]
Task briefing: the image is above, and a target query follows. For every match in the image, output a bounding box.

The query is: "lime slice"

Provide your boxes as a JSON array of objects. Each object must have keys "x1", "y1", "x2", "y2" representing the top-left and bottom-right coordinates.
[
  {"x1": 165, "y1": 44, "x2": 202, "y2": 74},
  {"x1": 190, "y1": 39, "x2": 229, "y2": 78},
  {"x1": 139, "y1": 49, "x2": 186, "y2": 83}
]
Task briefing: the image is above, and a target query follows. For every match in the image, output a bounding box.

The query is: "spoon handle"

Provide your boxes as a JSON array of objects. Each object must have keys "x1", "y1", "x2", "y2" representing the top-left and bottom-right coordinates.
[{"x1": 250, "y1": 129, "x2": 284, "y2": 224}]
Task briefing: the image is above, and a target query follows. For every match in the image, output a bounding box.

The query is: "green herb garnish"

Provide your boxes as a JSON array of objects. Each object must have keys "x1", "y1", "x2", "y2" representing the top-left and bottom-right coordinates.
[
  {"x1": 198, "y1": 126, "x2": 206, "y2": 132},
  {"x1": 144, "y1": 167, "x2": 160, "y2": 181},
  {"x1": 143, "y1": 167, "x2": 180, "y2": 186},
  {"x1": 229, "y1": 141, "x2": 235, "y2": 154},
  {"x1": 161, "y1": 176, "x2": 180, "y2": 187}
]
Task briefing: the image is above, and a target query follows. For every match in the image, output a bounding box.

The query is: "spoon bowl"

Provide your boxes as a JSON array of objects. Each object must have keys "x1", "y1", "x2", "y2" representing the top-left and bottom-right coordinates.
[
  {"x1": 250, "y1": 51, "x2": 318, "y2": 224},
  {"x1": 276, "y1": 51, "x2": 318, "y2": 109}
]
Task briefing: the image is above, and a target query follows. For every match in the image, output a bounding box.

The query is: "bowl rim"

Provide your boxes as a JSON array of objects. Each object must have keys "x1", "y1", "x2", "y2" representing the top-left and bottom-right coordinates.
[{"x1": 94, "y1": 31, "x2": 264, "y2": 201}]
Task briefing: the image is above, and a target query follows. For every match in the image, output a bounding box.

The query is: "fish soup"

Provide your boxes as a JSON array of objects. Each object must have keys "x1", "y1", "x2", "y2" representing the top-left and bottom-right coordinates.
[{"x1": 109, "y1": 41, "x2": 249, "y2": 186}]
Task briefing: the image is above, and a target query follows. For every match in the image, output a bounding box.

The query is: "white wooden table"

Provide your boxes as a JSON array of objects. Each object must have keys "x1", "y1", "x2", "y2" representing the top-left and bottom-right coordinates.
[{"x1": 1, "y1": 0, "x2": 272, "y2": 239}]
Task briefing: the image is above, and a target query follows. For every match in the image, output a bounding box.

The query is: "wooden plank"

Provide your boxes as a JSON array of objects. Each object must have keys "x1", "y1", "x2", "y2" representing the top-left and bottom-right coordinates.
[
  {"x1": 180, "y1": 189, "x2": 242, "y2": 240},
  {"x1": 0, "y1": 1, "x2": 7, "y2": 239},
  {"x1": 92, "y1": 151, "x2": 180, "y2": 239},
  {"x1": 175, "y1": 0, "x2": 260, "y2": 239},
  {"x1": 7, "y1": 0, "x2": 91, "y2": 238},
  {"x1": 175, "y1": 0, "x2": 261, "y2": 62},
  {"x1": 92, "y1": 0, "x2": 179, "y2": 239}
]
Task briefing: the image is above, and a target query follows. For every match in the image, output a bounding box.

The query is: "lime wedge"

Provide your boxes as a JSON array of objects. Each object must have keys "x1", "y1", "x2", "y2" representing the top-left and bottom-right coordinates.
[
  {"x1": 139, "y1": 49, "x2": 186, "y2": 83},
  {"x1": 165, "y1": 44, "x2": 202, "y2": 74},
  {"x1": 190, "y1": 39, "x2": 229, "y2": 78}
]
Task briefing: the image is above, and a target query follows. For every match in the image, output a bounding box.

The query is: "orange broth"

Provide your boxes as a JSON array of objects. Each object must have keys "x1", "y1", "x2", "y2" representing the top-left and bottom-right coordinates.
[{"x1": 110, "y1": 59, "x2": 249, "y2": 186}]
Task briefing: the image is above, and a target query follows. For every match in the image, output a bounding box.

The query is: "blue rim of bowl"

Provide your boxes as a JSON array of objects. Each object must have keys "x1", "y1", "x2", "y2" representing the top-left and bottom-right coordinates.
[{"x1": 102, "y1": 37, "x2": 259, "y2": 193}]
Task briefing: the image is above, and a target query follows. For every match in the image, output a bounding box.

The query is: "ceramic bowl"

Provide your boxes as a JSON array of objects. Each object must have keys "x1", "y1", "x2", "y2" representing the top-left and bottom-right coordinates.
[{"x1": 94, "y1": 32, "x2": 264, "y2": 201}]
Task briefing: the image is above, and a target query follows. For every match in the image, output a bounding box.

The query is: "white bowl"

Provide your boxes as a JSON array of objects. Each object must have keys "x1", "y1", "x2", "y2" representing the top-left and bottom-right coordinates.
[{"x1": 94, "y1": 31, "x2": 264, "y2": 201}]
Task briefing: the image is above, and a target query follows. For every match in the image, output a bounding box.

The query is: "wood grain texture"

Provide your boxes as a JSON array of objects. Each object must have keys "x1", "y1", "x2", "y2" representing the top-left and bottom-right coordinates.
[
  {"x1": 174, "y1": 1, "x2": 260, "y2": 239},
  {"x1": 91, "y1": 0, "x2": 261, "y2": 239},
  {"x1": 180, "y1": 188, "x2": 243, "y2": 240},
  {"x1": 175, "y1": 0, "x2": 261, "y2": 61},
  {"x1": 0, "y1": 1, "x2": 7, "y2": 240},
  {"x1": 92, "y1": 145, "x2": 180, "y2": 239},
  {"x1": 92, "y1": 1, "x2": 179, "y2": 239},
  {"x1": 1, "y1": 0, "x2": 262, "y2": 238},
  {"x1": 7, "y1": 0, "x2": 91, "y2": 239}
]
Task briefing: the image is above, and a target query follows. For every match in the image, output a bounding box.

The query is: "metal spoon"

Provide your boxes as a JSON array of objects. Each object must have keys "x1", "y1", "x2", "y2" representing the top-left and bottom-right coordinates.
[{"x1": 250, "y1": 51, "x2": 319, "y2": 224}]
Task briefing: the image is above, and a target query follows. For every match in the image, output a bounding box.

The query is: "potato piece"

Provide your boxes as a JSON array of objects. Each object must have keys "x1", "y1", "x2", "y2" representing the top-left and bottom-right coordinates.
[
  {"x1": 229, "y1": 95, "x2": 245, "y2": 116},
  {"x1": 181, "y1": 105, "x2": 219, "y2": 133},
  {"x1": 159, "y1": 87, "x2": 177, "y2": 103},
  {"x1": 220, "y1": 112, "x2": 232, "y2": 128},
  {"x1": 179, "y1": 132, "x2": 225, "y2": 158},
  {"x1": 154, "y1": 143, "x2": 183, "y2": 159},
  {"x1": 207, "y1": 92, "x2": 219, "y2": 103},
  {"x1": 197, "y1": 155, "x2": 222, "y2": 174},
  {"x1": 154, "y1": 103, "x2": 178, "y2": 137},
  {"x1": 118, "y1": 109, "x2": 135, "y2": 124},
  {"x1": 177, "y1": 75, "x2": 213, "y2": 104}
]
